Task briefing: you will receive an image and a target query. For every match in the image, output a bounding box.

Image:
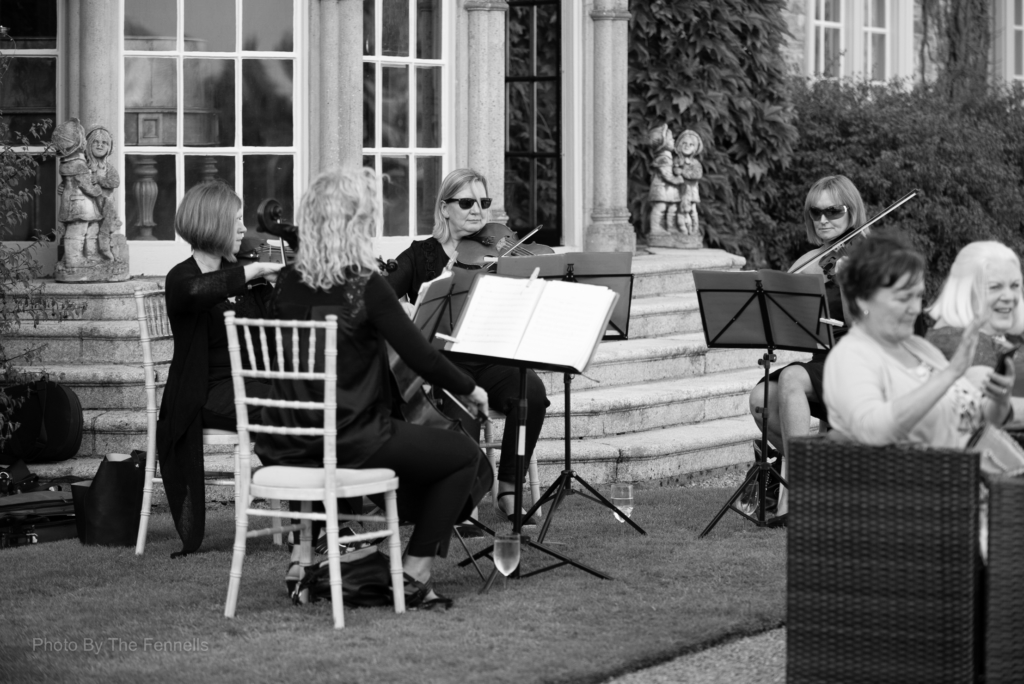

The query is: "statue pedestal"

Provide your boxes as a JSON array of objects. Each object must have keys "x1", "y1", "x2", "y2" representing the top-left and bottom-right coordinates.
[
  {"x1": 55, "y1": 234, "x2": 130, "y2": 282},
  {"x1": 648, "y1": 231, "x2": 703, "y2": 249}
]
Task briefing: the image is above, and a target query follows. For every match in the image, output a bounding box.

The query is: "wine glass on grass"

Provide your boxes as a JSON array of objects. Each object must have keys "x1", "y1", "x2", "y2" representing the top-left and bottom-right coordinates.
[
  {"x1": 611, "y1": 483, "x2": 634, "y2": 523},
  {"x1": 493, "y1": 533, "x2": 520, "y2": 588}
]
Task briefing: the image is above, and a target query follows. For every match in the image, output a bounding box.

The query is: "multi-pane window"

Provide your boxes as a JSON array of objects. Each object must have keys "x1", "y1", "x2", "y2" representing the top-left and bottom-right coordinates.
[
  {"x1": 0, "y1": 1, "x2": 58, "y2": 241},
  {"x1": 362, "y1": 0, "x2": 445, "y2": 238},
  {"x1": 506, "y1": 1, "x2": 561, "y2": 247},
  {"x1": 1014, "y1": 0, "x2": 1024, "y2": 81},
  {"x1": 813, "y1": 0, "x2": 844, "y2": 78},
  {"x1": 123, "y1": 0, "x2": 299, "y2": 241},
  {"x1": 863, "y1": 0, "x2": 889, "y2": 82}
]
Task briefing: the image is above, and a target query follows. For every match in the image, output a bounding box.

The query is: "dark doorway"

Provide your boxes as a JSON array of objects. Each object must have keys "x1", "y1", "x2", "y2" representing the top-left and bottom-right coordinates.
[{"x1": 505, "y1": 1, "x2": 561, "y2": 246}]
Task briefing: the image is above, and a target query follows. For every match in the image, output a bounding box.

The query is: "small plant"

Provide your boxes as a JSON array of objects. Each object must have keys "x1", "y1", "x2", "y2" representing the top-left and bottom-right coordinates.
[{"x1": 0, "y1": 39, "x2": 81, "y2": 451}]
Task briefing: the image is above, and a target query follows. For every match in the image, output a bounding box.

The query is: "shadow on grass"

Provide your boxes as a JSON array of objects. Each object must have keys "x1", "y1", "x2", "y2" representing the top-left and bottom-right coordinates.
[{"x1": 0, "y1": 484, "x2": 785, "y2": 684}]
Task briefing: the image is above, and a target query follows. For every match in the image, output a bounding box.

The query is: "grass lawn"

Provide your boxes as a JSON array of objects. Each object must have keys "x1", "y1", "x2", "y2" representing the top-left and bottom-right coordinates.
[{"x1": 0, "y1": 483, "x2": 785, "y2": 684}]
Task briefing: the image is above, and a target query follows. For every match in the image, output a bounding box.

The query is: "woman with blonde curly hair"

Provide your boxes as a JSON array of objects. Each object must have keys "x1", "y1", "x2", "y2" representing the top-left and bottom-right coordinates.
[{"x1": 257, "y1": 167, "x2": 490, "y2": 610}]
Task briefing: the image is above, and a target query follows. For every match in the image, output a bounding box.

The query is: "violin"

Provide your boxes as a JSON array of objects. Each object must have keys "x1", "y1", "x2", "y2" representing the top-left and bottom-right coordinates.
[
  {"x1": 789, "y1": 189, "x2": 920, "y2": 282},
  {"x1": 454, "y1": 222, "x2": 554, "y2": 268}
]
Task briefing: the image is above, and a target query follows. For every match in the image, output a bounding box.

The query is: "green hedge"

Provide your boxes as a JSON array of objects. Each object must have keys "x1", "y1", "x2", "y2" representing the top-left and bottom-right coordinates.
[{"x1": 761, "y1": 79, "x2": 1024, "y2": 297}]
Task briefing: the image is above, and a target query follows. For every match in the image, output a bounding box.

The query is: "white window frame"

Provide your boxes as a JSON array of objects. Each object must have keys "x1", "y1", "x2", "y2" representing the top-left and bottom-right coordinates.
[
  {"x1": 805, "y1": 0, "x2": 913, "y2": 82},
  {"x1": 363, "y1": 0, "x2": 451, "y2": 257},
  {"x1": 0, "y1": 1, "x2": 62, "y2": 252},
  {"x1": 861, "y1": 0, "x2": 891, "y2": 84},
  {"x1": 119, "y1": 0, "x2": 307, "y2": 275},
  {"x1": 808, "y1": 0, "x2": 846, "y2": 78},
  {"x1": 995, "y1": 0, "x2": 1024, "y2": 83}
]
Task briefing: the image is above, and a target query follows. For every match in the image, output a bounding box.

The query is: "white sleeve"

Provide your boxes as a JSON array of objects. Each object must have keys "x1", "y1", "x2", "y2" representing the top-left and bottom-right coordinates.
[{"x1": 824, "y1": 338, "x2": 904, "y2": 445}]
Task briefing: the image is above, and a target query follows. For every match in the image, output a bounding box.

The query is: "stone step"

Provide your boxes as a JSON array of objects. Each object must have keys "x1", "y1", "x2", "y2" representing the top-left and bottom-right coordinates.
[
  {"x1": 8, "y1": 277, "x2": 162, "y2": 321},
  {"x1": 535, "y1": 332, "x2": 809, "y2": 392},
  {"x1": 77, "y1": 409, "x2": 235, "y2": 457},
  {"x1": 631, "y1": 248, "x2": 745, "y2": 298},
  {"x1": 627, "y1": 292, "x2": 701, "y2": 338},
  {"x1": 4, "y1": 319, "x2": 169, "y2": 365},
  {"x1": 529, "y1": 416, "x2": 762, "y2": 487},
  {"x1": 488, "y1": 367, "x2": 763, "y2": 441},
  {"x1": 17, "y1": 363, "x2": 167, "y2": 410}
]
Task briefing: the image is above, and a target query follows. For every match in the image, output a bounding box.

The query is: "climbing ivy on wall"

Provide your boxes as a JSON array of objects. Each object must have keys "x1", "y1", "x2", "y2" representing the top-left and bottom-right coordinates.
[{"x1": 628, "y1": 0, "x2": 798, "y2": 260}]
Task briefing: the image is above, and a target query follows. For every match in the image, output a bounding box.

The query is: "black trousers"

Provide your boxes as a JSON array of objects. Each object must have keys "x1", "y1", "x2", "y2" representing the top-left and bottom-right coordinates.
[
  {"x1": 457, "y1": 361, "x2": 548, "y2": 483},
  {"x1": 286, "y1": 420, "x2": 480, "y2": 559}
]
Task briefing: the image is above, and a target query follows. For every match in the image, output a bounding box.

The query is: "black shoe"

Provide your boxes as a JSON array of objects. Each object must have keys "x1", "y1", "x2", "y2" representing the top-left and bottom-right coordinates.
[
  {"x1": 495, "y1": 491, "x2": 538, "y2": 527},
  {"x1": 403, "y1": 574, "x2": 453, "y2": 610},
  {"x1": 453, "y1": 523, "x2": 486, "y2": 539}
]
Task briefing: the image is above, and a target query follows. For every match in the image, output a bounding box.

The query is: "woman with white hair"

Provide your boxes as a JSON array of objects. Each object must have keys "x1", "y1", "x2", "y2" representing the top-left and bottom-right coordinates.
[
  {"x1": 926, "y1": 241, "x2": 1024, "y2": 396},
  {"x1": 258, "y1": 167, "x2": 490, "y2": 609},
  {"x1": 385, "y1": 168, "x2": 548, "y2": 526}
]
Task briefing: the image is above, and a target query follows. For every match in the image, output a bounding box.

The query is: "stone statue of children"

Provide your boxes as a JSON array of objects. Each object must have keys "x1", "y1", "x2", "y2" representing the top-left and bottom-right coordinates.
[
  {"x1": 85, "y1": 125, "x2": 121, "y2": 260},
  {"x1": 53, "y1": 118, "x2": 104, "y2": 267},
  {"x1": 647, "y1": 124, "x2": 686, "y2": 236},
  {"x1": 673, "y1": 129, "x2": 704, "y2": 236}
]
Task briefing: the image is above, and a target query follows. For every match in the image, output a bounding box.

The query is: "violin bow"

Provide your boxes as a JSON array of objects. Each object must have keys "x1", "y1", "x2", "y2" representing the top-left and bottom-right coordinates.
[
  {"x1": 481, "y1": 224, "x2": 545, "y2": 271},
  {"x1": 791, "y1": 189, "x2": 920, "y2": 274}
]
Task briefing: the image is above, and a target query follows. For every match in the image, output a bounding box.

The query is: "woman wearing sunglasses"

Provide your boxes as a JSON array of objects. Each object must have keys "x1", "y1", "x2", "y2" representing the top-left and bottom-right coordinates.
[
  {"x1": 386, "y1": 168, "x2": 548, "y2": 526},
  {"x1": 745, "y1": 175, "x2": 866, "y2": 514}
]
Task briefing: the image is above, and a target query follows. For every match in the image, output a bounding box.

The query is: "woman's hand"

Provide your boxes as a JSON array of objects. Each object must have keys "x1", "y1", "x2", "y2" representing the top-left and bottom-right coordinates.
[
  {"x1": 466, "y1": 385, "x2": 489, "y2": 419},
  {"x1": 946, "y1": 316, "x2": 986, "y2": 379},
  {"x1": 243, "y1": 262, "x2": 284, "y2": 284}
]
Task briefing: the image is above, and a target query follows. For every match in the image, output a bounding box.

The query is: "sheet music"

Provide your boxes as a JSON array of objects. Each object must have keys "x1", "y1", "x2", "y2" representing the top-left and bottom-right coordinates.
[
  {"x1": 449, "y1": 276, "x2": 544, "y2": 359},
  {"x1": 515, "y1": 280, "x2": 616, "y2": 372}
]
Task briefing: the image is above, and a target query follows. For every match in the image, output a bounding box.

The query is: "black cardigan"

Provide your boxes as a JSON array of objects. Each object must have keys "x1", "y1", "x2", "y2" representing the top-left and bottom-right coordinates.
[{"x1": 156, "y1": 257, "x2": 270, "y2": 555}]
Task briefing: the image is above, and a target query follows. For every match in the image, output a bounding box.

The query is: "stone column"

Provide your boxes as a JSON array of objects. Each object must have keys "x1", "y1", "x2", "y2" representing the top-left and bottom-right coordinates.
[
  {"x1": 587, "y1": 0, "x2": 635, "y2": 253},
  {"x1": 318, "y1": 0, "x2": 363, "y2": 171},
  {"x1": 465, "y1": 0, "x2": 508, "y2": 223},
  {"x1": 79, "y1": 0, "x2": 119, "y2": 144}
]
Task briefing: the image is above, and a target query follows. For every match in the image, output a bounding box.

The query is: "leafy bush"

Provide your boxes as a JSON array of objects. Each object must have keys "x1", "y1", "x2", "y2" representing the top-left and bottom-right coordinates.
[
  {"x1": 628, "y1": 0, "x2": 798, "y2": 258},
  {"x1": 761, "y1": 78, "x2": 1024, "y2": 298}
]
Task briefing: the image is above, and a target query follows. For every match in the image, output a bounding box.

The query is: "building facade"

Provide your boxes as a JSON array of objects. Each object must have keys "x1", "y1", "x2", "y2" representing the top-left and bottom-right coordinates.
[{"x1": 1, "y1": 0, "x2": 634, "y2": 277}]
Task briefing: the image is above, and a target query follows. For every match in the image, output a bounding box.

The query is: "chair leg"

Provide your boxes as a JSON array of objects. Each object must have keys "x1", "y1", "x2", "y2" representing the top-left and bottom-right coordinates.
[
  {"x1": 384, "y1": 490, "x2": 405, "y2": 614},
  {"x1": 270, "y1": 499, "x2": 283, "y2": 545},
  {"x1": 135, "y1": 454, "x2": 158, "y2": 555},
  {"x1": 296, "y1": 503, "x2": 314, "y2": 606},
  {"x1": 484, "y1": 421, "x2": 499, "y2": 504},
  {"x1": 322, "y1": 495, "x2": 345, "y2": 629},
  {"x1": 528, "y1": 459, "x2": 542, "y2": 517},
  {"x1": 223, "y1": 482, "x2": 251, "y2": 618}
]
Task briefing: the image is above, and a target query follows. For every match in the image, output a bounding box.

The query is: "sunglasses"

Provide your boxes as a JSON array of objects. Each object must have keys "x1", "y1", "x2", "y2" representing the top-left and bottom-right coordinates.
[
  {"x1": 443, "y1": 197, "x2": 492, "y2": 210},
  {"x1": 809, "y1": 205, "x2": 848, "y2": 221}
]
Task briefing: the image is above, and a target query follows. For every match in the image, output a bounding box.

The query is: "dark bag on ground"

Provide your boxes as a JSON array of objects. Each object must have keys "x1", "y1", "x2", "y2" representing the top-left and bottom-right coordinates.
[
  {"x1": 0, "y1": 379, "x2": 83, "y2": 466},
  {"x1": 291, "y1": 546, "x2": 394, "y2": 608},
  {"x1": 0, "y1": 460, "x2": 40, "y2": 496},
  {"x1": 72, "y1": 451, "x2": 145, "y2": 546},
  {"x1": 0, "y1": 487, "x2": 77, "y2": 548}
]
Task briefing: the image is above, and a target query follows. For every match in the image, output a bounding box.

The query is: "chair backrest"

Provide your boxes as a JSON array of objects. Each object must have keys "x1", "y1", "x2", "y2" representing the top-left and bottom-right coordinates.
[
  {"x1": 786, "y1": 435, "x2": 980, "y2": 683},
  {"x1": 134, "y1": 287, "x2": 171, "y2": 455},
  {"x1": 222, "y1": 312, "x2": 338, "y2": 486}
]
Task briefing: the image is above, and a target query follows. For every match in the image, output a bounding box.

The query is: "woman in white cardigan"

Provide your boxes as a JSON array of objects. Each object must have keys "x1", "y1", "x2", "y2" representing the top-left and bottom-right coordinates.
[{"x1": 823, "y1": 232, "x2": 1014, "y2": 449}]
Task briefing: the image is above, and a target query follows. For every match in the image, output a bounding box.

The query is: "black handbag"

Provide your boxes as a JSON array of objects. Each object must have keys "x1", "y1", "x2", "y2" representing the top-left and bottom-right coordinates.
[
  {"x1": 291, "y1": 546, "x2": 394, "y2": 608},
  {"x1": 72, "y1": 451, "x2": 145, "y2": 546}
]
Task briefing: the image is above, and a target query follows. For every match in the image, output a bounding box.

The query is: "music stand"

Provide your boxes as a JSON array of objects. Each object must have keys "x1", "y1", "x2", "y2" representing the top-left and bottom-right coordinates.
[{"x1": 691, "y1": 269, "x2": 834, "y2": 538}]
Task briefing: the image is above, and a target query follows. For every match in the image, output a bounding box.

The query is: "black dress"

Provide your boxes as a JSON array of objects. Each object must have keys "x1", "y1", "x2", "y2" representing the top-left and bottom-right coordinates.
[
  {"x1": 385, "y1": 238, "x2": 549, "y2": 483},
  {"x1": 156, "y1": 256, "x2": 273, "y2": 555},
  {"x1": 256, "y1": 268, "x2": 484, "y2": 557}
]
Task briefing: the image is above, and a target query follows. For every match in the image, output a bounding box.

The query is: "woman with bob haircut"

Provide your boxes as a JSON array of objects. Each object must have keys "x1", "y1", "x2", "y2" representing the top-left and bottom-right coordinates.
[
  {"x1": 385, "y1": 167, "x2": 548, "y2": 526},
  {"x1": 823, "y1": 231, "x2": 1013, "y2": 449},
  {"x1": 258, "y1": 167, "x2": 490, "y2": 610},
  {"x1": 926, "y1": 241, "x2": 1024, "y2": 396},
  {"x1": 157, "y1": 181, "x2": 284, "y2": 555},
  {"x1": 746, "y1": 175, "x2": 866, "y2": 513}
]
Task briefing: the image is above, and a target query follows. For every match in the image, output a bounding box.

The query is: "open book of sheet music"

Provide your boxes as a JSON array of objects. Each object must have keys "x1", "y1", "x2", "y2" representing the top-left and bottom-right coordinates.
[{"x1": 445, "y1": 274, "x2": 619, "y2": 374}]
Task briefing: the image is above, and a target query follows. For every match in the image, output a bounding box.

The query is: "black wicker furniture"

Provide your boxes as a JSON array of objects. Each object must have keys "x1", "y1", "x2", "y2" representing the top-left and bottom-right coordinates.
[{"x1": 787, "y1": 435, "x2": 980, "y2": 683}]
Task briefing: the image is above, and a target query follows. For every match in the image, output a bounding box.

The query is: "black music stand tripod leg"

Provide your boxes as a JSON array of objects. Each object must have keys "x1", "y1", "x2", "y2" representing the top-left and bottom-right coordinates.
[
  {"x1": 480, "y1": 366, "x2": 612, "y2": 593},
  {"x1": 698, "y1": 349, "x2": 783, "y2": 539}
]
